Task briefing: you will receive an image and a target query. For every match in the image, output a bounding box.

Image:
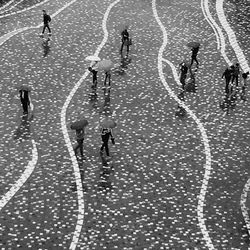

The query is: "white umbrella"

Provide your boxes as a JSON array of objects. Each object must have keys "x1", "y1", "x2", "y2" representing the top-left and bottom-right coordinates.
[{"x1": 85, "y1": 55, "x2": 101, "y2": 62}]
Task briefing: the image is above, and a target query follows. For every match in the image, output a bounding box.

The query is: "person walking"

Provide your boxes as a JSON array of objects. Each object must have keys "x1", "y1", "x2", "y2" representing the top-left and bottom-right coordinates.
[
  {"x1": 41, "y1": 10, "x2": 51, "y2": 37},
  {"x1": 103, "y1": 70, "x2": 111, "y2": 88},
  {"x1": 120, "y1": 26, "x2": 130, "y2": 55},
  {"x1": 19, "y1": 89, "x2": 30, "y2": 114},
  {"x1": 88, "y1": 66, "x2": 98, "y2": 90},
  {"x1": 231, "y1": 63, "x2": 240, "y2": 87},
  {"x1": 222, "y1": 67, "x2": 232, "y2": 94},
  {"x1": 190, "y1": 46, "x2": 200, "y2": 67},
  {"x1": 74, "y1": 128, "x2": 85, "y2": 157},
  {"x1": 100, "y1": 127, "x2": 115, "y2": 158},
  {"x1": 179, "y1": 61, "x2": 188, "y2": 89}
]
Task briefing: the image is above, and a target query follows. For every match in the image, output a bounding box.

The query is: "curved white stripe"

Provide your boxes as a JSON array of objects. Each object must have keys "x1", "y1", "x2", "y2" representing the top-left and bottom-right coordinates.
[
  {"x1": 201, "y1": 0, "x2": 221, "y2": 50},
  {"x1": 240, "y1": 179, "x2": 250, "y2": 236},
  {"x1": 0, "y1": 139, "x2": 38, "y2": 211},
  {"x1": 0, "y1": 0, "x2": 15, "y2": 11},
  {"x1": 201, "y1": 0, "x2": 231, "y2": 65},
  {"x1": 216, "y1": 0, "x2": 250, "y2": 72},
  {"x1": 0, "y1": 0, "x2": 78, "y2": 47},
  {"x1": 0, "y1": 0, "x2": 25, "y2": 14},
  {"x1": 152, "y1": 1, "x2": 215, "y2": 249},
  {"x1": 0, "y1": 0, "x2": 50, "y2": 19},
  {"x1": 62, "y1": 1, "x2": 122, "y2": 249}
]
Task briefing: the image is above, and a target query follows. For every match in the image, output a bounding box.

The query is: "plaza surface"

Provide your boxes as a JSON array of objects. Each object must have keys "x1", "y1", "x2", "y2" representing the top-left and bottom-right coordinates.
[{"x1": 0, "y1": 0, "x2": 250, "y2": 249}]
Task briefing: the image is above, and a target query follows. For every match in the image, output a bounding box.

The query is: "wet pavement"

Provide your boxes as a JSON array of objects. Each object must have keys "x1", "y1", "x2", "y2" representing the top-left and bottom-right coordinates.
[{"x1": 0, "y1": 0, "x2": 250, "y2": 249}]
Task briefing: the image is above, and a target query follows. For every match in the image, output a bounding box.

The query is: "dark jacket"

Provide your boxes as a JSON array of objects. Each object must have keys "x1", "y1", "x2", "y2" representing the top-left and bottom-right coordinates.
[
  {"x1": 43, "y1": 14, "x2": 51, "y2": 24},
  {"x1": 121, "y1": 29, "x2": 129, "y2": 41}
]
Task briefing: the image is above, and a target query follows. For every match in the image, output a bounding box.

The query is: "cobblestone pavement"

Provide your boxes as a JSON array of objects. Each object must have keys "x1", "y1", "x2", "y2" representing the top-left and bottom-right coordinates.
[{"x1": 0, "y1": 0, "x2": 249, "y2": 249}]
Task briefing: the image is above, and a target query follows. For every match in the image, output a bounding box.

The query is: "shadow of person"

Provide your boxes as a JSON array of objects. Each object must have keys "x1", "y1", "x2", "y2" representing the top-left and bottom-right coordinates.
[
  {"x1": 120, "y1": 54, "x2": 132, "y2": 69},
  {"x1": 42, "y1": 40, "x2": 51, "y2": 57},
  {"x1": 99, "y1": 88, "x2": 112, "y2": 116},
  {"x1": 13, "y1": 114, "x2": 34, "y2": 141},
  {"x1": 175, "y1": 91, "x2": 186, "y2": 118},
  {"x1": 98, "y1": 154, "x2": 113, "y2": 192}
]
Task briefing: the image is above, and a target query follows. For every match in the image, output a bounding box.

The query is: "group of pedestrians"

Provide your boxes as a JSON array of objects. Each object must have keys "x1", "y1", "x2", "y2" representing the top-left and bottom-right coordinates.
[{"x1": 73, "y1": 27, "x2": 132, "y2": 160}]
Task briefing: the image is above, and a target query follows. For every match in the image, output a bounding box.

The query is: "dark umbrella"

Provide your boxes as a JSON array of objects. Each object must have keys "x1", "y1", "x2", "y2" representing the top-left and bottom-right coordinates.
[
  {"x1": 186, "y1": 42, "x2": 200, "y2": 48},
  {"x1": 70, "y1": 119, "x2": 88, "y2": 130}
]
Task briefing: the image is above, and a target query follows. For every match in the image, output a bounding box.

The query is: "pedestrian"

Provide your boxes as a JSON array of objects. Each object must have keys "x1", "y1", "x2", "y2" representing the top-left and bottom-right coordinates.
[
  {"x1": 179, "y1": 62, "x2": 188, "y2": 89},
  {"x1": 120, "y1": 26, "x2": 130, "y2": 55},
  {"x1": 41, "y1": 10, "x2": 51, "y2": 37},
  {"x1": 222, "y1": 67, "x2": 232, "y2": 94},
  {"x1": 100, "y1": 127, "x2": 115, "y2": 158},
  {"x1": 88, "y1": 66, "x2": 98, "y2": 90},
  {"x1": 74, "y1": 128, "x2": 85, "y2": 157},
  {"x1": 103, "y1": 70, "x2": 111, "y2": 88},
  {"x1": 231, "y1": 63, "x2": 240, "y2": 87},
  {"x1": 242, "y1": 71, "x2": 249, "y2": 87},
  {"x1": 19, "y1": 89, "x2": 30, "y2": 114},
  {"x1": 190, "y1": 46, "x2": 200, "y2": 67}
]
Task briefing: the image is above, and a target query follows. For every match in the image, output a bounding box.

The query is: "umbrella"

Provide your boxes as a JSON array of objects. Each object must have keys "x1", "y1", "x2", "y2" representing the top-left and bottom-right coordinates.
[
  {"x1": 70, "y1": 119, "x2": 88, "y2": 130},
  {"x1": 186, "y1": 42, "x2": 200, "y2": 48},
  {"x1": 96, "y1": 59, "x2": 114, "y2": 71},
  {"x1": 19, "y1": 85, "x2": 31, "y2": 91},
  {"x1": 100, "y1": 117, "x2": 116, "y2": 128},
  {"x1": 85, "y1": 55, "x2": 101, "y2": 62}
]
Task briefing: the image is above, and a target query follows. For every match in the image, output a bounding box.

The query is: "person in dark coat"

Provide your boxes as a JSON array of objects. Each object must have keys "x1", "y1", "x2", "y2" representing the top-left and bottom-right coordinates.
[
  {"x1": 190, "y1": 46, "x2": 199, "y2": 66},
  {"x1": 100, "y1": 127, "x2": 115, "y2": 157},
  {"x1": 88, "y1": 66, "x2": 98, "y2": 90},
  {"x1": 41, "y1": 10, "x2": 51, "y2": 36},
  {"x1": 74, "y1": 128, "x2": 85, "y2": 157},
  {"x1": 179, "y1": 62, "x2": 188, "y2": 89},
  {"x1": 120, "y1": 27, "x2": 130, "y2": 55},
  {"x1": 231, "y1": 63, "x2": 240, "y2": 87},
  {"x1": 19, "y1": 90, "x2": 30, "y2": 114},
  {"x1": 222, "y1": 67, "x2": 232, "y2": 94}
]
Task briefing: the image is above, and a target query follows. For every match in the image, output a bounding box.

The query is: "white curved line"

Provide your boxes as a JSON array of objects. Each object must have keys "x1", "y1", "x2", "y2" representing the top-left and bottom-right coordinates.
[
  {"x1": 0, "y1": 139, "x2": 38, "y2": 211},
  {"x1": 0, "y1": 0, "x2": 50, "y2": 19},
  {"x1": 216, "y1": 0, "x2": 250, "y2": 72},
  {"x1": 152, "y1": 1, "x2": 215, "y2": 249},
  {"x1": 201, "y1": 0, "x2": 231, "y2": 65},
  {"x1": 0, "y1": 0, "x2": 78, "y2": 47},
  {"x1": 0, "y1": 0, "x2": 25, "y2": 14},
  {"x1": 240, "y1": 179, "x2": 250, "y2": 236},
  {"x1": 201, "y1": 0, "x2": 221, "y2": 50},
  {"x1": 0, "y1": 0, "x2": 15, "y2": 12},
  {"x1": 62, "y1": 1, "x2": 122, "y2": 249}
]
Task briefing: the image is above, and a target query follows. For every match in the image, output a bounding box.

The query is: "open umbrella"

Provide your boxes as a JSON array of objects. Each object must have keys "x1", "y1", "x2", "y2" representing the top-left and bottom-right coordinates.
[
  {"x1": 19, "y1": 85, "x2": 31, "y2": 91},
  {"x1": 70, "y1": 119, "x2": 88, "y2": 130},
  {"x1": 186, "y1": 42, "x2": 200, "y2": 48},
  {"x1": 100, "y1": 117, "x2": 116, "y2": 128},
  {"x1": 96, "y1": 59, "x2": 114, "y2": 71},
  {"x1": 85, "y1": 55, "x2": 101, "y2": 62}
]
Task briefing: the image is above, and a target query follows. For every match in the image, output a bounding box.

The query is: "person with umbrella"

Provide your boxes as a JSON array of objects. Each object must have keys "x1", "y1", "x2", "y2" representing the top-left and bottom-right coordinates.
[
  {"x1": 19, "y1": 86, "x2": 31, "y2": 114},
  {"x1": 100, "y1": 118, "x2": 116, "y2": 158},
  {"x1": 95, "y1": 59, "x2": 114, "y2": 88},
  {"x1": 86, "y1": 55, "x2": 101, "y2": 91},
  {"x1": 179, "y1": 61, "x2": 189, "y2": 89},
  {"x1": 222, "y1": 66, "x2": 233, "y2": 94},
  {"x1": 71, "y1": 119, "x2": 88, "y2": 158}
]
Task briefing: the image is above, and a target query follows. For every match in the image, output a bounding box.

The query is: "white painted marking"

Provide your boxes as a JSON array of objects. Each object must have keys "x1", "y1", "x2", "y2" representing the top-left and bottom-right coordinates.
[
  {"x1": 152, "y1": 0, "x2": 215, "y2": 249},
  {"x1": 61, "y1": 1, "x2": 122, "y2": 249},
  {"x1": 0, "y1": 0, "x2": 50, "y2": 19},
  {"x1": 201, "y1": 0, "x2": 231, "y2": 65},
  {"x1": 216, "y1": 0, "x2": 250, "y2": 72},
  {"x1": 0, "y1": 0, "x2": 78, "y2": 47},
  {"x1": 0, "y1": 0, "x2": 15, "y2": 12},
  {"x1": 240, "y1": 179, "x2": 250, "y2": 236},
  {"x1": 0, "y1": 0, "x2": 25, "y2": 14},
  {"x1": 0, "y1": 140, "x2": 38, "y2": 211}
]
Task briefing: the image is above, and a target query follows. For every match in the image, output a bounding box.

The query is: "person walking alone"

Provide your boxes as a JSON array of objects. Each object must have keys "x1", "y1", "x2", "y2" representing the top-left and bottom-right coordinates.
[
  {"x1": 74, "y1": 128, "x2": 85, "y2": 157},
  {"x1": 179, "y1": 61, "x2": 188, "y2": 89},
  {"x1": 19, "y1": 89, "x2": 30, "y2": 115},
  {"x1": 41, "y1": 10, "x2": 51, "y2": 37},
  {"x1": 190, "y1": 46, "x2": 200, "y2": 67},
  {"x1": 100, "y1": 127, "x2": 115, "y2": 158},
  {"x1": 120, "y1": 26, "x2": 130, "y2": 56}
]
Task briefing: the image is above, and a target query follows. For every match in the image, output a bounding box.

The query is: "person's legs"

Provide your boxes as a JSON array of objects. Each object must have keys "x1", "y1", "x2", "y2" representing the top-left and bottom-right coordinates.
[
  {"x1": 22, "y1": 101, "x2": 28, "y2": 114},
  {"x1": 120, "y1": 40, "x2": 125, "y2": 53},
  {"x1": 78, "y1": 139, "x2": 84, "y2": 156},
  {"x1": 42, "y1": 25, "x2": 46, "y2": 34}
]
